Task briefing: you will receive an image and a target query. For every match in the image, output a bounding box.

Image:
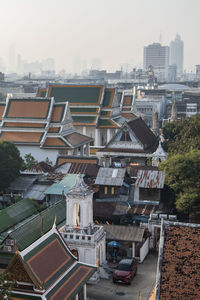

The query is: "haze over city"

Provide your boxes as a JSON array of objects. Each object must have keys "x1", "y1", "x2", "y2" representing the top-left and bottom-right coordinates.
[{"x1": 0, "y1": 0, "x2": 200, "y2": 73}]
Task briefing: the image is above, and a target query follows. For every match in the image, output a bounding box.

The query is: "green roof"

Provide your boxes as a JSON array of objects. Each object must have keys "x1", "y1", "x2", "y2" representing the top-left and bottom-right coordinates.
[
  {"x1": 70, "y1": 107, "x2": 97, "y2": 113},
  {"x1": 9, "y1": 200, "x2": 66, "y2": 251},
  {"x1": 49, "y1": 86, "x2": 102, "y2": 104},
  {"x1": 11, "y1": 292, "x2": 42, "y2": 299},
  {"x1": 102, "y1": 90, "x2": 112, "y2": 107},
  {"x1": 98, "y1": 119, "x2": 114, "y2": 126},
  {"x1": 44, "y1": 174, "x2": 80, "y2": 195},
  {"x1": 0, "y1": 198, "x2": 37, "y2": 234},
  {"x1": 72, "y1": 116, "x2": 96, "y2": 124}
]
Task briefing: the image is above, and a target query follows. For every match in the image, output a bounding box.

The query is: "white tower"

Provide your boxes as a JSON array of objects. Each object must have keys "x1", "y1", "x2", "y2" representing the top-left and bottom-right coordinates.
[{"x1": 61, "y1": 175, "x2": 106, "y2": 282}]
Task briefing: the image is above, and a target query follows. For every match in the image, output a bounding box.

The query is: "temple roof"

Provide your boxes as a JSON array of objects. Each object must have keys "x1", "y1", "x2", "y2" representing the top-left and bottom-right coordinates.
[
  {"x1": 4, "y1": 98, "x2": 52, "y2": 120},
  {"x1": 47, "y1": 84, "x2": 104, "y2": 105},
  {"x1": 0, "y1": 103, "x2": 5, "y2": 121},
  {"x1": 7, "y1": 226, "x2": 96, "y2": 299},
  {"x1": 0, "y1": 97, "x2": 92, "y2": 149}
]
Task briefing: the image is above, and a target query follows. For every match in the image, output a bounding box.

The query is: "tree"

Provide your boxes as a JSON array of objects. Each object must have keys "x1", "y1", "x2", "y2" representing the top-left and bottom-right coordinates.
[
  {"x1": 0, "y1": 141, "x2": 23, "y2": 191},
  {"x1": 160, "y1": 151, "x2": 200, "y2": 216},
  {"x1": 23, "y1": 153, "x2": 38, "y2": 170},
  {"x1": 162, "y1": 115, "x2": 200, "y2": 154},
  {"x1": 0, "y1": 272, "x2": 16, "y2": 299}
]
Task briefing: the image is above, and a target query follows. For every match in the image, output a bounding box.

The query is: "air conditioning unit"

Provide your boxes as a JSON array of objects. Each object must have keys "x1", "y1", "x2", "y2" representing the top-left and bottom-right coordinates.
[
  {"x1": 6, "y1": 239, "x2": 14, "y2": 246},
  {"x1": 4, "y1": 246, "x2": 12, "y2": 252}
]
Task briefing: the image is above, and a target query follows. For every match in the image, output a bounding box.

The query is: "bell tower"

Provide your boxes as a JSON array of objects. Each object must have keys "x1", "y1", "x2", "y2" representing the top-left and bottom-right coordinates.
[
  {"x1": 61, "y1": 174, "x2": 106, "y2": 283},
  {"x1": 66, "y1": 175, "x2": 93, "y2": 231}
]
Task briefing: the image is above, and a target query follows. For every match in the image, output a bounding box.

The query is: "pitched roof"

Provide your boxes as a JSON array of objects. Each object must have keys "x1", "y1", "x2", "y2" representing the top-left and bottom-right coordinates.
[
  {"x1": 95, "y1": 168, "x2": 126, "y2": 186},
  {"x1": 123, "y1": 95, "x2": 133, "y2": 106},
  {"x1": 45, "y1": 263, "x2": 96, "y2": 300},
  {"x1": 9, "y1": 199, "x2": 66, "y2": 251},
  {"x1": 47, "y1": 84, "x2": 104, "y2": 105},
  {"x1": 37, "y1": 88, "x2": 47, "y2": 98},
  {"x1": 7, "y1": 226, "x2": 96, "y2": 299},
  {"x1": 156, "y1": 222, "x2": 200, "y2": 300},
  {"x1": 135, "y1": 170, "x2": 165, "y2": 188},
  {"x1": 50, "y1": 104, "x2": 65, "y2": 123},
  {"x1": 103, "y1": 224, "x2": 145, "y2": 242},
  {"x1": 64, "y1": 132, "x2": 92, "y2": 147},
  {"x1": 4, "y1": 98, "x2": 51, "y2": 119},
  {"x1": 43, "y1": 137, "x2": 69, "y2": 148},
  {"x1": 0, "y1": 131, "x2": 44, "y2": 144},
  {"x1": 56, "y1": 156, "x2": 98, "y2": 166},
  {"x1": 128, "y1": 118, "x2": 157, "y2": 148},
  {"x1": 0, "y1": 103, "x2": 5, "y2": 121},
  {"x1": 44, "y1": 174, "x2": 80, "y2": 195},
  {"x1": 128, "y1": 204, "x2": 159, "y2": 215},
  {"x1": 102, "y1": 88, "x2": 115, "y2": 108},
  {"x1": 0, "y1": 198, "x2": 37, "y2": 235}
]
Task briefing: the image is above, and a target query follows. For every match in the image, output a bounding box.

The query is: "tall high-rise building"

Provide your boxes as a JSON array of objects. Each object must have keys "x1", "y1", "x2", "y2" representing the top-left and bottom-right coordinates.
[
  {"x1": 143, "y1": 43, "x2": 169, "y2": 81},
  {"x1": 8, "y1": 43, "x2": 16, "y2": 72},
  {"x1": 170, "y1": 34, "x2": 184, "y2": 75}
]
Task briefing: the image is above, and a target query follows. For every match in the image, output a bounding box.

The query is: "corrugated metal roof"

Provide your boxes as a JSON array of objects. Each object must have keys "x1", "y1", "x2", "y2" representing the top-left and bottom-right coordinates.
[
  {"x1": 135, "y1": 170, "x2": 165, "y2": 189},
  {"x1": 103, "y1": 224, "x2": 144, "y2": 242},
  {"x1": 8, "y1": 175, "x2": 37, "y2": 192},
  {"x1": 95, "y1": 168, "x2": 126, "y2": 186},
  {"x1": 44, "y1": 174, "x2": 82, "y2": 195},
  {"x1": 23, "y1": 184, "x2": 49, "y2": 201},
  {"x1": 9, "y1": 199, "x2": 66, "y2": 251}
]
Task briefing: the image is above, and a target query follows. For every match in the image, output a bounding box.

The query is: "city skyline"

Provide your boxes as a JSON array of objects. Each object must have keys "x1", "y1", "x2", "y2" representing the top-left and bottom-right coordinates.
[{"x1": 0, "y1": 0, "x2": 199, "y2": 73}]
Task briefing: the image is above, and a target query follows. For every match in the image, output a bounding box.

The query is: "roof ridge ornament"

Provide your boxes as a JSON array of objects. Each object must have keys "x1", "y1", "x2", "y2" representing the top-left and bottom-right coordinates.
[{"x1": 67, "y1": 174, "x2": 92, "y2": 197}]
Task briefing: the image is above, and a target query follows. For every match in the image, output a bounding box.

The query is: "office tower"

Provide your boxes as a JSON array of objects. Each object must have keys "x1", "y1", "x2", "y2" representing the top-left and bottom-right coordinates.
[
  {"x1": 170, "y1": 34, "x2": 184, "y2": 75},
  {"x1": 143, "y1": 43, "x2": 169, "y2": 81},
  {"x1": 8, "y1": 43, "x2": 16, "y2": 72}
]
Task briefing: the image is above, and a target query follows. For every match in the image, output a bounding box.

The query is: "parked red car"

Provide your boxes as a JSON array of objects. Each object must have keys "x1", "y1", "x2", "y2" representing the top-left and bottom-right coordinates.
[{"x1": 113, "y1": 258, "x2": 137, "y2": 284}]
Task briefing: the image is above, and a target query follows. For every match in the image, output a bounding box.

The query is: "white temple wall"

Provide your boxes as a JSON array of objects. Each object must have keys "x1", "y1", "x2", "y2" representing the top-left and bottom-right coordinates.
[{"x1": 17, "y1": 145, "x2": 59, "y2": 165}]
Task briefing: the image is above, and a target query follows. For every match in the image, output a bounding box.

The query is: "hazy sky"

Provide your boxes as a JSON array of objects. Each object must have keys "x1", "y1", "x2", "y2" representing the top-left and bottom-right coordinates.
[{"x1": 0, "y1": 0, "x2": 200, "y2": 72}]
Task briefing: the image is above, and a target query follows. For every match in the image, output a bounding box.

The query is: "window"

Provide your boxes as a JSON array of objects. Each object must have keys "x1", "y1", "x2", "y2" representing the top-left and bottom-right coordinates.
[
  {"x1": 111, "y1": 187, "x2": 115, "y2": 194},
  {"x1": 104, "y1": 186, "x2": 108, "y2": 194}
]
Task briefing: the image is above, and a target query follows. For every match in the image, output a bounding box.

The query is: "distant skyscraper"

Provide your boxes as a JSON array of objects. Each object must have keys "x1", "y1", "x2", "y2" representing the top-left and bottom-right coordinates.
[
  {"x1": 143, "y1": 43, "x2": 169, "y2": 81},
  {"x1": 91, "y1": 58, "x2": 101, "y2": 70},
  {"x1": 8, "y1": 43, "x2": 16, "y2": 72},
  {"x1": 170, "y1": 34, "x2": 184, "y2": 75}
]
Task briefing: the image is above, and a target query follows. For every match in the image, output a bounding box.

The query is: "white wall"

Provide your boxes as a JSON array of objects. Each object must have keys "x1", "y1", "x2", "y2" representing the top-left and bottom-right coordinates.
[
  {"x1": 17, "y1": 145, "x2": 59, "y2": 165},
  {"x1": 140, "y1": 237, "x2": 149, "y2": 263}
]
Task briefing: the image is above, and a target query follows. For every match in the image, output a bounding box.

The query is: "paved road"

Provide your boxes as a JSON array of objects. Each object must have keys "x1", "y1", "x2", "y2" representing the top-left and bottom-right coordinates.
[{"x1": 87, "y1": 253, "x2": 158, "y2": 300}]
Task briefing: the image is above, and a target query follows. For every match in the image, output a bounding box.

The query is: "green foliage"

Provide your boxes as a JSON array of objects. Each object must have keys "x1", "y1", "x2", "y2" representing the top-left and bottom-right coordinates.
[
  {"x1": 160, "y1": 151, "x2": 200, "y2": 215},
  {"x1": 0, "y1": 141, "x2": 23, "y2": 191},
  {"x1": 162, "y1": 115, "x2": 200, "y2": 154},
  {"x1": 22, "y1": 153, "x2": 38, "y2": 170},
  {"x1": 0, "y1": 272, "x2": 16, "y2": 299}
]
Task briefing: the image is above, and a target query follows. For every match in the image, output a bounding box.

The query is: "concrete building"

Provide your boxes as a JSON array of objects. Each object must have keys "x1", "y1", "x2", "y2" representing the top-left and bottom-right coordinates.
[
  {"x1": 170, "y1": 34, "x2": 184, "y2": 75},
  {"x1": 143, "y1": 43, "x2": 169, "y2": 81}
]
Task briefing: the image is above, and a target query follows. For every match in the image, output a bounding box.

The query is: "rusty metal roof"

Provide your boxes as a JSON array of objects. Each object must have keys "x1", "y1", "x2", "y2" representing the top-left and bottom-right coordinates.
[
  {"x1": 135, "y1": 170, "x2": 165, "y2": 189},
  {"x1": 95, "y1": 168, "x2": 126, "y2": 186}
]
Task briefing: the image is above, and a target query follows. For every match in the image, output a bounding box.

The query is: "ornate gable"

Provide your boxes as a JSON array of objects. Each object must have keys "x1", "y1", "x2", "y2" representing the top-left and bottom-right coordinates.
[{"x1": 7, "y1": 254, "x2": 35, "y2": 285}]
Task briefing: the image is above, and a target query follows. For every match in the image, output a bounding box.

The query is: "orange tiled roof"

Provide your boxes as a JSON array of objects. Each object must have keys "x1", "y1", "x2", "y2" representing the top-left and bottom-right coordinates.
[
  {"x1": 160, "y1": 225, "x2": 200, "y2": 299},
  {"x1": 6, "y1": 99, "x2": 50, "y2": 119},
  {"x1": 56, "y1": 157, "x2": 98, "y2": 166},
  {"x1": 43, "y1": 137, "x2": 68, "y2": 147},
  {"x1": 48, "y1": 127, "x2": 60, "y2": 133},
  {"x1": 50, "y1": 105, "x2": 65, "y2": 123},
  {"x1": 0, "y1": 131, "x2": 43, "y2": 143},
  {"x1": 64, "y1": 132, "x2": 91, "y2": 147},
  {"x1": 123, "y1": 95, "x2": 132, "y2": 106},
  {"x1": 0, "y1": 104, "x2": 5, "y2": 121},
  {"x1": 3, "y1": 122, "x2": 45, "y2": 128}
]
